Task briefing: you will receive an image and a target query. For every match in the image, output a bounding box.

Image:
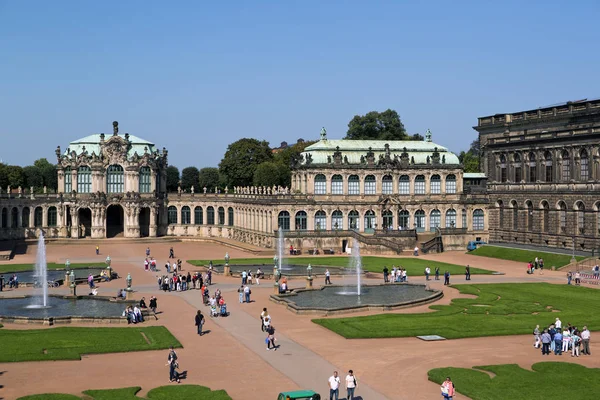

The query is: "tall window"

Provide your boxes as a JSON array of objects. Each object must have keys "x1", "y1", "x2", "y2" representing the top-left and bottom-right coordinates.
[
  {"x1": 382, "y1": 175, "x2": 393, "y2": 195},
  {"x1": 1, "y1": 208, "x2": 7, "y2": 229},
  {"x1": 11, "y1": 208, "x2": 17, "y2": 228},
  {"x1": 462, "y1": 209, "x2": 467, "y2": 228},
  {"x1": 107, "y1": 164, "x2": 124, "y2": 193},
  {"x1": 331, "y1": 210, "x2": 343, "y2": 230},
  {"x1": 207, "y1": 206, "x2": 215, "y2": 225},
  {"x1": 445, "y1": 209, "x2": 457, "y2": 228},
  {"x1": 415, "y1": 210, "x2": 425, "y2": 231},
  {"x1": 364, "y1": 210, "x2": 376, "y2": 232},
  {"x1": 559, "y1": 202, "x2": 567, "y2": 233},
  {"x1": 514, "y1": 153, "x2": 522, "y2": 182},
  {"x1": 399, "y1": 175, "x2": 410, "y2": 195},
  {"x1": 314, "y1": 211, "x2": 326, "y2": 230},
  {"x1": 398, "y1": 210, "x2": 409, "y2": 229},
  {"x1": 348, "y1": 210, "x2": 359, "y2": 231},
  {"x1": 34, "y1": 207, "x2": 43, "y2": 227},
  {"x1": 139, "y1": 166, "x2": 152, "y2": 193},
  {"x1": 278, "y1": 211, "x2": 290, "y2": 231},
  {"x1": 228, "y1": 207, "x2": 234, "y2": 226},
  {"x1": 167, "y1": 206, "x2": 177, "y2": 224},
  {"x1": 526, "y1": 202, "x2": 533, "y2": 231},
  {"x1": 445, "y1": 175, "x2": 456, "y2": 194},
  {"x1": 500, "y1": 155, "x2": 507, "y2": 182},
  {"x1": 22, "y1": 207, "x2": 30, "y2": 228},
  {"x1": 47, "y1": 206, "x2": 57, "y2": 227},
  {"x1": 414, "y1": 175, "x2": 425, "y2": 194},
  {"x1": 364, "y1": 175, "x2": 376, "y2": 195},
  {"x1": 561, "y1": 151, "x2": 571, "y2": 181},
  {"x1": 528, "y1": 153, "x2": 536, "y2": 182},
  {"x1": 194, "y1": 206, "x2": 203, "y2": 225},
  {"x1": 314, "y1": 174, "x2": 326, "y2": 195},
  {"x1": 331, "y1": 175, "x2": 343, "y2": 195},
  {"x1": 511, "y1": 201, "x2": 518, "y2": 230},
  {"x1": 473, "y1": 209, "x2": 484, "y2": 231},
  {"x1": 181, "y1": 206, "x2": 191, "y2": 224},
  {"x1": 77, "y1": 166, "x2": 91, "y2": 193},
  {"x1": 218, "y1": 207, "x2": 225, "y2": 225},
  {"x1": 295, "y1": 211, "x2": 307, "y2": 230},
  {"x1": 542, "y1": 202, "x2": 549, "y2": 233},
  {"x1": 545, "y1": 152, "x2": 553, "y2": 182},
  {"x1": 580, "y1": 150, "x2": 589, "y2": 181},
  {"x1": 576, "y1": 202, "x2": 585, "y2": 233},
  {"x1": 348, "y1": 175, "x2": 360, "y2": 195},
  {"x1": 382, "y1": 210, "x2": 393, "y2": 229},
  {"x1": 64, "y1": 167, "x2": 72, "y2": 193},
  {"x1": 430, "y1": 209, "x2": 441, "y2": 231},
  {"x1": 430, "y1": 175, "x2": 441, "y2": 194}
]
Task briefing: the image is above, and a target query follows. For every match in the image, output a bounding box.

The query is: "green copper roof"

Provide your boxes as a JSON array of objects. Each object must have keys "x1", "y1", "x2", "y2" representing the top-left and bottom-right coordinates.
[{"x1": 65, "y1": 134, "x2": 157, "y2": 157}]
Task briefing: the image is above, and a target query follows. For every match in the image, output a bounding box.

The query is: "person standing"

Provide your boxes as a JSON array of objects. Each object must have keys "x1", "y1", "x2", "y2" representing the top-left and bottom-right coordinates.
[
  {"x1": 444, "y1": 271, "x2": 450, "y2": 285},
  {"x1": 260, "y1": 308, "x2": 268, "y2": 331},
  {"x1": 425, "y1": 267, "x2": 430, "y2": 281},
  {"x1": 575, "y1": 271, "x2": 581, "y2": 285},
  {"x1": 96, "y1": 245, "x2": 99, "y2": 255},
  {"x1": 435, "y1": 266, "x2": 440, "y2": 280},
  {"x1": 325, "y1": 269, "x2": 331, "y2": 285},
  {"x1": 328, "y1": 371, "x2": 340, "y2": 400},
  {"x1": 166, "y1": 346, "x2": 180, "y2": 383},
  {"x1": 555, "y1": 318, "x2": 562, "y2": 331},
  {"x1": 146, "y1": 247, "x2": 151, "y2": 257},
  {"x1": 533, "y1": 324, "x2": 541, "y2": 348},
  {"x1": 345, "y1": 370, "x2": 357, "y2": 400},
  {"x1": 238, "y1": 285, "x2": 244, "y2": 303},
  {"x1": 195, "y1": 310, "x2": 204, "y2": 336},
  {"x1": 266, "y1": 325, "x2": 276, "y2": 350},
  {"x1": 242, "y1": 270, "x2": 248, "y2": 285},
  {"x1": 581, "y1": 326, "x2": 591, "y2": 355},
  {"x1": 244, "y1": 284, "x2": 251, "y2": 303},
  {"x1": 465, "y1": 265, "x2": 471, "y2": 280},
  {"x1": 383, "y1": 266, "x2": 389, "y2": 283},
  {"x1": 414, "y1": 246, "x2": 419, "y2": 256},
  {"x1": 571, "y1": 331, "x2": 581, "y2": 357},
  {"x1": 541, "y1": 329, "x2": 551, "y2": 355},
  {"x1": 554, "y1": 330, "x2": 563, "y2": 355},
  {"x1": 256, "y1": 268, "x2": 262, "y2": 285},
  {"x1": 441, "y1": 377, "x2": 455, "y2": 400}
]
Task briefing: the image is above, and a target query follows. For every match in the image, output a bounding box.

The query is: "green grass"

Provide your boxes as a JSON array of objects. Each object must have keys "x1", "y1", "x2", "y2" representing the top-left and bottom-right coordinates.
[
  {"x1": 0, "y1": 326, "x2": 181, "y2": 362},
  {"x1": 469, "y1": 245, "x2": 584, "y2": 267},
  {"x1": 428, "y1": 362, "x2": 600, "y2": 400},
  {"x1": 17, "y1": 385, "x2": 232, "y2": 400},
  {"x1": 313, "y1": 283, "x2": 597, "y2": 339},
  {"x1": 0, "y1": 262, "x2": 106, "y2": 274},
  {"x1": 188, "y1": 256, "x2": 495, "y2": 275}
]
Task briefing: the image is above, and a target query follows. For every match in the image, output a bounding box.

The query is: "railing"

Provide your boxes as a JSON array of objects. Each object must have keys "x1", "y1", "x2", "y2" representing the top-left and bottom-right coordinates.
[
  {"x1": 438, "y1": 227, "x2": 468, "y2": 235},
  {"x1": 373, "y1": 229, "x2": 417, "y2": 238},
  {"x1": 421, "y1": 228, "x2": 444, "y2": 254},
  {"x1": 279, "y1": 229, "x2": 405, "y2": 254}
]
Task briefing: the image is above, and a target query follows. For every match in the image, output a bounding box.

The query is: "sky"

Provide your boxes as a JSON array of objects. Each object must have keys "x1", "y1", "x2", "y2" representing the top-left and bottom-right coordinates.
[{"x1": 1, "y1": 0, "x2": 599, "y2": 169}]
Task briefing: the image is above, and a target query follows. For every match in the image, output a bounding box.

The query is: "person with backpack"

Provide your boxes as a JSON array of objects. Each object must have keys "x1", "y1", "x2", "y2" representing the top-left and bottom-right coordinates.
[
  {"x1": 166, "y1": 346, "x2": 180, "y2": 383},
  {"x1": 345, "y1": 370, "x2": 357, "y2": 400},
  {"x1": 195, "y1": 310, "x2": 205, "y2": 336}
]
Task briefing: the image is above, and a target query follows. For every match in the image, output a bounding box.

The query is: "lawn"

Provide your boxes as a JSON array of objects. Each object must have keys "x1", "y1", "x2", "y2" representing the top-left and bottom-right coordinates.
[
  {"x1": 17, "y1": 385, "x2": 232, "y2": 400},
  {"x1": 428, "y1": 362, "x2": 600, "y2": 400},
  {"x1": 0, "y1": 262, "x2": 106, "y2": 274},
  {"x1": 188, "y1": 256, "x2": 495, "y2": 275},
  {"x1": 0, "y1": 326, "x2": 181, "y2": 362},
  {"x1": 313, "y1": 283, "x2": 598, "y2": 339},
  {"x1": 469, "y1": 245, "x2": 584, "y2": 268}
]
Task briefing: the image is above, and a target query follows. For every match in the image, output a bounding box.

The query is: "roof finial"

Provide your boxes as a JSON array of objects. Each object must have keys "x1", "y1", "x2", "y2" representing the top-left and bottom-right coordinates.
[
  {"x1": 320, "y1": 127, "x2": 327, "y2": 141},
  {"x1": 425, "y1": 129, "x2": 432, "y2": 142},
  {"x1": 112, "y1": 121, "x2": 119, "y2": 136}
]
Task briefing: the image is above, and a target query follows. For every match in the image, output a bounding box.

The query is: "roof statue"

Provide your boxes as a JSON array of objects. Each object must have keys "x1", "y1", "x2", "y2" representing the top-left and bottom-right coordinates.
[
  {"x1": 320, "y1": 127, "x2": 327, "y2": 140},
  {"x1": 425, "y1": 129, "x2": 432, "y2": 142},
  {"x1": 113, "y1": 121, "x2": 119, "y2": 136}
]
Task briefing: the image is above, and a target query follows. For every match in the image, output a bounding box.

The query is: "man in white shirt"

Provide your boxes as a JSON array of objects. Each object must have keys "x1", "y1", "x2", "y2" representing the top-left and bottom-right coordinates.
[
  {"x1": 581, "y1": 326, "x2": 591, "y2": 355},
  {"x1": 325, "y1": 269, "x2": 331, "y2": 285},
  {"x1": 345, "y1": 370, "x2": 356, "y2": 400},
  {"x1": 172, "y1": 262, "x2": 177, "y2": 274},
  {"x1": 425, "y1": 267, "x2": 431, "y2": 281},
  {"x1": 328, "y1": 371, "x2": 340, "y2": 400},
  {"x1": 555, "y1": 317, "x2": 562, "y2": 330}
]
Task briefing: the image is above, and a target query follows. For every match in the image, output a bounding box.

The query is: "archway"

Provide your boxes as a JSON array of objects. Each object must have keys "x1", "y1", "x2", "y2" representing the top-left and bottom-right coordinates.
[
  {"x1": 78, "y1": 208, "x2": 92, "y2": 238},
  {"x1": 139, "y1": 207, "x2": 150, "y2": 237},
  {"x1": 106, "y1": 205, "x2": 124, "y2": 238}
]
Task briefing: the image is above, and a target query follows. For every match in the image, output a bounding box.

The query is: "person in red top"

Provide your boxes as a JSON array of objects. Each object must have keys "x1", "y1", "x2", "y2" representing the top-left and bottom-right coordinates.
[{"x1": 441, "y1": 377, "x2": 455, "y2": 399}]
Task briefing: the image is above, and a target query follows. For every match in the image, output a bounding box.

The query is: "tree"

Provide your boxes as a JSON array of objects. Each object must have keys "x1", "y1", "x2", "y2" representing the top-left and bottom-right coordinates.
[
  {"x1": 0, "y1": 163, "x2": 8, "y2": 190},
  {"x1": 166, "y1": 165, "x2": 180, "y2": 192},
  {"x1": 33, "y1": 158, "x2": 57, "y2": 191},
  {"x1": 469, "y1": 138, "x2": 480, "y2": 157},
  {"x1": 198, "y1": 167, "x2": 220, "y2": 190},
  {"x1": 253, "y1": 162, "x2": 288, "y2": 187},
  {"x1": 180, "y1": 167, "x2": 199, "y2": 191},
  {"x1": 23, "y1": 166, "x2": 43, "y2": 189},
  {"x1": 410, "y1": 133, "x2": 424, "y2": 141},
  {"x1": 345, "y1": 109, "x2": 408, "y2": 140},
  {"x1": 219, "y1": 139, "x2": 273, "y2": 187},
  {"x1": 459, "y1": 150, "x2": 480, "y2": 173},
  {"x1": 5, "y1": 165, "x2": 24, "y2": 188}
]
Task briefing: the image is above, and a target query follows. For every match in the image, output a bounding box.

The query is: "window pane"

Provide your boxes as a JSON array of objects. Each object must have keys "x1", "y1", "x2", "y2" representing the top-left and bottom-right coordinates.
[
  {"x1": 314, "y1": 175, "x2": 326, "y2": 195},
  {"x1": 331, "y1": 175, "x2": 343, "y2": 195},
  {"x1": 332, "y1": 211, "x2": 342, "y2": 230},
  {"x1": 399, "y1": 176, "x2": 410, "y2": 195},
  {"x1": 415, "y1": 176, "x2": 425, "y2": 195},
  {"x1": 64, "y1": 168, "x2": 72, "y2": 193},
  {"x1": 445, "y1": 175, "x2": 456, "y2": 194},
  {"x1": 348, "y1": 176, "x2": 359, "y2": 195},
  {"x1": 364, "y1": 176, "x2": 376, "y2": 195},
  {"x1": 107, "y1": 165, "x2": 124, "y2": 193},
  {"x1": 77, "y1": 166, "x2": 91, "y2": 193},
  {"x1": 194, "y1": 207, "x2": 203, "y2": 225},
  {"x1": 139, "y1": 167, "x2": 152, "y2": 193},
  {"x1": 430, "y1": 176, "x2": 441, "y2": 194},
  {"x1": 473, "y1": 209, "x2": 484, "y2": 230},
  {"x1": 445, "y1": 209, "x2": 456, "y2": 228},
  {"x1": 168, "y1": 206, "x2": 177, "y2": 224}
]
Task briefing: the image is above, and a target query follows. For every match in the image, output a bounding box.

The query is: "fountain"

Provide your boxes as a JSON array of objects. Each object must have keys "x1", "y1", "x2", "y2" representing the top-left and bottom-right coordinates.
[
  {"x1": 277, "y1": 227, "x2": 288, "y2": 271},
  {"x1": 337, "y1": 239, "x2": 362, "y2": 296},
  {"x1": 30, "y1": 234, "x2": 49, "y2": 308}
]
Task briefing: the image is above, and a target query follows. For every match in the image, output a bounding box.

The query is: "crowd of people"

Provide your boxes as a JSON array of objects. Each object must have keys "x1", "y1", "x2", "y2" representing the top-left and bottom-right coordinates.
[
  {"x1": 382, "y1": 266, "x2": 409, "y2": 283},
  {"x1": 526, "y1": 257, "x2": 545, "y2": 274},
  {"x1": 533, "y1": 317, "x2": 592, "y2": 357}
]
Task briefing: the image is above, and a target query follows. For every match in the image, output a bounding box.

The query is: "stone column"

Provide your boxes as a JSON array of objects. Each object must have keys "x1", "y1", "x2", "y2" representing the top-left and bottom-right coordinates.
[
  {"x1": 29, "y1": 208, "x2": 34, "y2": 228},
  {"x1": 42, "y1": 207, "x2": 48, "y2": 228},
  {"x1": 57, "y1": 169, "x2": 65, "y2": 194},
  {"x1": 392, "y1": 175, "x2": 398, "y2": 194},
  {"x1": 375, "y1": 174, "x2": 382, "y2": 195},
  {"x1": 440, "y1": 175, "x2": 446, "y2": 194},
  {"x1": 70, "y1": 208, "x2": 79, "y2": 238},
  {"x1": 71, "y1": 169, "x2": 78, "y2": 193},
  {"x1": 149, "y1": 206, "x2": 157, "y2": 237},
  {"x1": 17, "y1": 207, "x2": 22, "y2": 229}
]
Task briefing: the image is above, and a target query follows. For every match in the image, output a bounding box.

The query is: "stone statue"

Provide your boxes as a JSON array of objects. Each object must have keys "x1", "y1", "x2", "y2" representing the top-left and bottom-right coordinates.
[
  {"x1": 442, "y1": 155, "x2": 446, "y2": 164},
  {"x1": 215, "y1": 186, "x2": 218, "y2": 194},
  {"x1": 327, "y1": 155, "x2": 332, "y2": 163},
  {"x1": 360, "y1": 155, "x2": 365, "y2": 164},
  {"x1": 203, "y1": 186, "x2": 207, "y2": 194},
  {"x1": 113, "y1": 121, "x2": 119, "y2": 136},
  {"x1": 284, "y1": 186, "x2": 288, "y2": 194},
  {"x1": 320, "y1": 127, "x2": 327, "y2": 140},
  {"x1": 411, "y1": 156, "x2": 415, "y2": 164},
  {"x1": 267, "y1": 187, "x2": 272, "y2": 195},
  {"x1": 344, "y1": 155, "x2": 349, "y2": 164},
  {"x1": 426, "y1": 155, "x2": 430, "y2": 164},
  {"x1": 191, "y1": 186, "x2": 195, "y2": 194},
  {"x1": 43, "y1": 186, "x2": 47, "y2": 194},
  {"x1": 55, "y1": 146, "x2": 61, "y2": 158},
  {"x1": 177, "y1": 185, "x2": 182, "y2": 195},
  {"x1": 225, "y1": 186, "x2": 229, "y2": 194}
]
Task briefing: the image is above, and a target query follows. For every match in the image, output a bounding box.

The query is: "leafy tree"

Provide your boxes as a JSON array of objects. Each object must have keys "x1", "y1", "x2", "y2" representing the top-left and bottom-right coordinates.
[
  {"x1": 410, "y1": 133, "x2": 424, "y2": 141},
  {"x1": 345, "y1": 109, "x2": 408, "y2": 140},
  {"x1": 198, "y1": 167, "x2": 220, "y2": 190},
  {"x1": 33, "y1": 158, "x2": 58, "y2": 191},
  {"x1": 219, "y1": 138, "x2": 273, "y2": 187},
  {"x1": 0, "y1": 163, "x2": 8, "y2": 190},
  {"x1": 23, "y1": 166, "x2": 43, "y2": 189},
  {"x1": 274, "y1": 140, "x2": 316, "y2": 167},
  {"x1": 5, "y1": 165, "x2": 24, "y2": 188},
  {"x1": 469, "y1": 138, "x2": 480, "y2": 157},
  {"x1": 166, "y1": 165, "x2": 180, "y2": 192},
  {"x1": 459, "y1": 150, "x2": 480, "y2": 173},
  {"x1": 253, "y1": 162, "x2": 288, "y2": 187},
  {"x1": 180, "y1": 166, "x2": 199, "y2": 191}
]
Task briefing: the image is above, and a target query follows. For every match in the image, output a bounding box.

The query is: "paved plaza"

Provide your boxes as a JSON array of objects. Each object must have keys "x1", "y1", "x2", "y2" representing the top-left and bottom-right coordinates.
[{"x1": 1, "y1": 241, "x2": 599, "y2": 399}]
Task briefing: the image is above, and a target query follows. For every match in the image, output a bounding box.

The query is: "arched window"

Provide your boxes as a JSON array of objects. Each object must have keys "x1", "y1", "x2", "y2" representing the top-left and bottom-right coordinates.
[
  {"x1": 382, "y1": 210, "x2": 393, "y2": 229},
  {"x1": 430, "y1": 175, "x2": 441, "y2": 194},
  {"x1": 514, "y1": 153, "x2": 522, "y2": 182},
  {"x1": 64, "y1": 167, "x2": 72, "y2": 193},
  {"x1": 47, "y1": 206, "x2": 57, "y2": 227},
  {"x1": 430, "y1": 209, "x2": 441, "y2": 231},
  {"x1": 462, "y1": 209, "x2": 467, "y2": 228},
  {"x1": 314, "y1": 174, "x2": 326, "y2": 195},
  {"x1": 414, "y1": 175, "x2": 425, "y2": 195},
  {"x1": 332, "y1": 210, "x2": 343, "y2": 230},
  {"x1": 228, "y1": 207, "x2": 234, "y2": 226},
  {"x1": 11, "y1": 207, "x2": 18, "y2": 228},
  {"x1": 331, "y1": 175, "x2": 343, "y2": 195},
  {"x1": 399, "y1": 175, "x2": 410, "y2": 195},
  {"x1": 580, "y1": 150, "x2": 589, "y2": 181},
  {"x1": 526, "y1": 201, "x2": 533, "y2": 231},
  {"x1": 218, "y1": 207, "x2": 225, "y2": 225},
  {"x1": 473, "y1": 209, "x2": 484, "y2": 231},
  {"x1": 194, "y1": 206, "x2": 203, "y2": 225},
  {"x1": 278, "y1": 211, "x2": 290, "y2": 231},
  {"x1": 167, "y1": 206, "x2": 178, "y2": 224},
  {"x1": 348, "y1": 210, "x2": 359, "y2": 231},
  {"x1": 107, "y1": 164, "x2": 124, "y2": 193},
  {"x1": 541, "y1": 201, "x2": 549, "y2": 233},
  {"x1": 497, "y1": 200, "x2": 504, "y2": 227},
  {"x1": 348, "y1": 175, "x2": 360, "y2": 195},
  {"x1": 445, "y1": 175, "x2": 456, "y2": 194},
  {"x1": 500, "y1": 154, "x2": 507, "y2": 182},
  {"x1": 77, "y1": 166, "x2": 91, "y2": 193},
  {"x1": 398, "y1": 210, "x2": 410, "y2": 229},
  {"x1": 511, "y1": 200, "x2": 518, "y2": 230},
  {"x1": 382, "y1": 175, "x2": 393, "y2": 195},
  {"x1": 561, "y1": 150, "x2": 571, "y2": 181},
  {"x1": 295, "y1": 211, "x2": 307, "y2": 230},
  {"x1": 528, "y1": 153, "x2": 537, "y2": 182},
  {"x1": 0, "y1": 208, "x2": 6, "y2": 228},
  {"x1": 414, "y1": 210, "x2": 425, "y2": 231},
  {"x1": 558, "y1": 201, "x2": 567, "y2": 233},
  {"x1": 544, "y1": 151, "x2": 553, "y2": 182},
  {"x1": 139, "y1": 166, "x2": 152, "y2": 193},
  {"x1": 364, "y1": 175, "x2": 376, "y2": 195},
  {"x1": 445, "y1": 209, "x2": 457, "y2": 228},
  {"x1": 314, "y1": 210, "x2": 326, "y2": 230},
  {"x1": 576, "y1": 201, "x2": 585, "y2": 234},
  {"x1": 207, "y1": 206, "x2": 215, "y2": 225},
  {"x1": 364, "y1": 210, "x2": 376, "y2": 232},
  {"x1": 181, "y1": 206, "x2": 191, "y2": 225},
  {"x1": 22, "y1": 207, "x2": 30, "y2": 228},
  {"x1": 34, "y1": 207, "x2": 43, "y2": 227}
]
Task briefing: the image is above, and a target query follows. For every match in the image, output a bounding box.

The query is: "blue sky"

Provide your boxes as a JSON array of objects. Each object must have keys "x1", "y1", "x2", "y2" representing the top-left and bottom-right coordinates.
[{"x1": 1, "y1": 0, "x2": 599, "y2": 168}]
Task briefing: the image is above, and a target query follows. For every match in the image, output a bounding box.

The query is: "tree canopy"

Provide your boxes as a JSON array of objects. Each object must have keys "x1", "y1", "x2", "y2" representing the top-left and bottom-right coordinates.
[
  {"x1": 166, "y1": 165, "x2": 180, "y2": 192},
  {"x1": 345, "y1": 109, "x2": 408, "y2": 140},
  {"x1": 219, "y1": 138, "x2": 273, "y2": 187},
  {"x1": 253, "y1": 161, "x2": 289, "y2": 187},
  {"x1": 459, "y1": 139, "x2": 481, "y2": 173},
  {"x1": 180, "y1": 167, "x2": 199, "y2": 191},
  {"x1": 198, "y1": 167, "x2": 221, "y2": 191}
]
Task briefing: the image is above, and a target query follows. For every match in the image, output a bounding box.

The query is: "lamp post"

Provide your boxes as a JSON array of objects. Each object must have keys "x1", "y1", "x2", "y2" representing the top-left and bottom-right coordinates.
[
  {"x1": 69, "y1": 269, "x2": 76, "y2": 296},
  {"x1": 65, "y1": 259, "x2": 71, "y2": 271},
  {"x1": 126, "y1": 273, "x2": 132, "y2": 291},
  {"x1": 223, "y1": 252, "x2": 231, "y2": 276},
  {"x1": 306, "y1": 263, "x2": 313, "y2": 289},
  {"x1": 64, "y1": 259, "x2": 71, "y2": 286}
]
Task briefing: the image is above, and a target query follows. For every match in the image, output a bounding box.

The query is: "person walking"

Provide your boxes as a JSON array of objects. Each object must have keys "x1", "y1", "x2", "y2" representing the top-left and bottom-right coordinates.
[
  {"x1": 266, "y1": 325, "x2": 276, "y2": 350},
  {"x1": 533, "y1": 324, "x2": 541, "y2": 348},
  {"x1": 425, "y1": 266, "x2": 430, "y2": 281},
  {"x1": 149, "y1": 296, "x2": 158, "y2": 314},
  {"x1": 169, "y1": 247, "x2": 174, "y2": 259},
  {"x1": 260, "y1": 308, "x2": 268, "y2": 332},
  {"x1": 195, "y1": 310, "x2": 204, "y2": 336},
  {"x1": 325, "y1": 269, "x2": 332, "y2": 285},
  {"x1": 166, "y1": 346, "x2": 180, "y2": 383},
  {"x1": 541, "y1": 329, "x2": 551, "y2": 355},
  {"x1": 435, "y1": 266, "x2": 440, "y2": 280},
  {"x1": 465, "y1": 265, "x2": 471, "y2": 280},
  {"x1": 441, "y1": 377, "x2": 455, "y2": 400},
  {"x1": 444, "y1": 271, "x2": 450, "y2": 285},
  {"x1": 96, "y1": 246, "x2": 99, "y2": 255},
  {"x1": 345, "y1": 370, "x2": 357, "y2": 400},
  {"x1": 238, "y1": 285, "x2": 244, "y2": 303},
  {"x1": 328, "y1": 371, "x2": 340, "y2": 400},
  {"x1": 581, "y1": 326, "x2": 591, "y2": 355},
  {"x1": 383, "y1": 266, "x2": 389, "y2": 283},
  {"x1": 146, "y1": 247, "x2": 151, "y2": 257}
]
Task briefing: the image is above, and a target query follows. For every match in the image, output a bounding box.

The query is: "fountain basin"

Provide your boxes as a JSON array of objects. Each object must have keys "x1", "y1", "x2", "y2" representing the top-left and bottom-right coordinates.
[
  {"x1": 209, "y1": 264, "x2": 364, "y2": 278},
  {"x1": 271, "y1": 284, "x2": 443, "y2": 316},
  {"x1": 2, "y1": 268, "x2": 106, "y2": 285}
]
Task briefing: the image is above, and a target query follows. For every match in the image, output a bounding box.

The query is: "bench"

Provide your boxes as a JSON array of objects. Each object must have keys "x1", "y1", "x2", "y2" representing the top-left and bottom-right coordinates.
[
  {"x1": 289, "y1": 250, "x2": 302, "y2": 255},
  {"x1": 323, "y1": 249, "x2": 335, "y2": 255}
]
